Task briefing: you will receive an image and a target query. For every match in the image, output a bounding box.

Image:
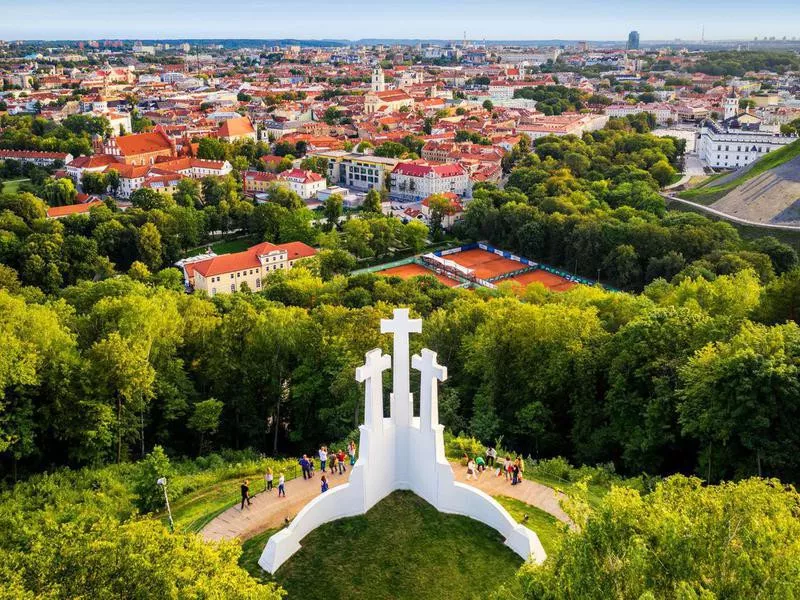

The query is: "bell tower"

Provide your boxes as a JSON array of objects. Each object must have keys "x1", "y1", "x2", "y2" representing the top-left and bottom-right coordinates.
[
  {"x1": 371, "y1": 66, "x2": 385, "y2": 93},
  {"x1": 723, "y1": 89, "x2": 739, "y2": 121}
]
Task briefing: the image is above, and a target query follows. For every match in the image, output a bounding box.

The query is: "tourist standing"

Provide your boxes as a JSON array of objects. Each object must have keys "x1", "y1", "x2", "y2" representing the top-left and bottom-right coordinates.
[
  {"x1": 321, "y1": 475, "x2": 329, "y2": 494},
  {"x1": 329, "y1": 452, "x2": 337, "y2": 475},
  {"x1": 300, "y1": 455, "x2": 311, "y2": 480},
  {"x1": 466, "y1": 458, "x2": 476, "y2": 480},
  {"x1": 240, "y1": 480, "x2": 251, "y2": 509},
  {"x1": 319, "y1": 446, "x2": 327, "y2": 473},
  {"x1": 486, "y1": 446, "x2": 497, "y2": 467},
  {"x1": 512, "y1": 460, "x2": 520, "y2": 485},
  {"x1": 348, "y1": 440, "x2": 357, "y2": 466},
  {"x1": 265, "y1": 467, "x2": 274, "y2": 492},
  {"x1": 278, "y1": 473, "x2": 286, "y2": 497},
  {"x1": 337, "y1": 449, "x2": 346, "y2": 474},
  {"x1": 504, "y1": 456, "x2": 512, "y2": 481}
]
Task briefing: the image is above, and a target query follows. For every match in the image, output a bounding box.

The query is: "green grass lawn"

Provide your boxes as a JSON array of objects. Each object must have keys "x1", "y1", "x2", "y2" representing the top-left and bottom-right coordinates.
[
  {"x1": 524, "y1": 472, "x2": 608, "y2": 510},
  {"x1": 494, "y1": 495, "x2": 565, "y2": 556},
  {"x1": 678, "y1": 139, "x2": 800, "y2": 204},
  {"x1": 165, "y1": 459, "x2": 301, "y2": 533},
  {"x1": 1, "y1": 178, "x2": 29, "y2": 195},
  {"x1": 186, "y1": 236, "x2": 257, "y2": 257},
  {"x1": 241, "y1": 491, "x2": 523, "y2": 600}
]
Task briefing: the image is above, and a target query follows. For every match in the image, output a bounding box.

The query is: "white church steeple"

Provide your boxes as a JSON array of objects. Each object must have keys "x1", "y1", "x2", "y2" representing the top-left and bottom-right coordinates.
[{"x1": 371, "y1": 65, "x2": 385, "y2": 93}]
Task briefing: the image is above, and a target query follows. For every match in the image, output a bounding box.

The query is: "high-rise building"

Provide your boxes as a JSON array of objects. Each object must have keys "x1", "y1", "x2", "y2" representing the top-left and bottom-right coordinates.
[{"x1": 627, "y1": 31, "x2": 640, "y2": 50}]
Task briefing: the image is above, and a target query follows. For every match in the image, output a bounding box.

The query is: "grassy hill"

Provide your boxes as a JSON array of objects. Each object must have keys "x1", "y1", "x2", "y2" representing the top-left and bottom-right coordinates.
[
  {"x1": 678, "y1": 139, "x2": 800, "y2": 205},
  {"x1": 241, "y1": 491, "x2": 524, "y2": 600}
]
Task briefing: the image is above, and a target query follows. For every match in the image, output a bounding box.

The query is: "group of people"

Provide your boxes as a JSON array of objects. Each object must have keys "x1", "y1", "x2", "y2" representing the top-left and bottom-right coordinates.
[
  {"x1": 240, "y1": 470, "x2": 287, "y2": 510},
  {"x1": 464, "y1": 447, "x2": 525, "y2": 486},
  {"x1": 315, "y1": 441, "x2": 357, "y2": 494}
]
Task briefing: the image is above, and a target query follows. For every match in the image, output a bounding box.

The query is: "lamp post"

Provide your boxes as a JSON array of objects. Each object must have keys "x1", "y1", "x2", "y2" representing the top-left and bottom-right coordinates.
[{"x1": 157, "y1": 477, "x2": 174, "y2": 532}]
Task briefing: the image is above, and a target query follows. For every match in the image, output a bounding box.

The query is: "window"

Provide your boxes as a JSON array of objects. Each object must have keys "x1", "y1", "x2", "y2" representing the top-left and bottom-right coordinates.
[
  {"x1": 211, "y1": 288, "x2": 216, "y2": 295},
  {"x1": 256, "y1": 278, "x2": 261, "y2": 288},
  {"x1": 230, "y1": 274, "x2": 234, "y2": 279},
  {"x1": 230, "y1": 284, "x2": 235, "y2": 291}
]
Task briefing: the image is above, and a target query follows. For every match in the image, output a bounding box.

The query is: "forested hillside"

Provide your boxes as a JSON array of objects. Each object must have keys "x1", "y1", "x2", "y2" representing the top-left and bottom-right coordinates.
[{"x1": 1, "y1": 115, "x2": 799, "y2": 598}]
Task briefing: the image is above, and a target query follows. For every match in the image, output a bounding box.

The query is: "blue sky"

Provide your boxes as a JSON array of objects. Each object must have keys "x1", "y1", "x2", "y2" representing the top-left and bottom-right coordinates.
[{"x1": 1, "y1": 0, "x2": 798, "y2": 41}]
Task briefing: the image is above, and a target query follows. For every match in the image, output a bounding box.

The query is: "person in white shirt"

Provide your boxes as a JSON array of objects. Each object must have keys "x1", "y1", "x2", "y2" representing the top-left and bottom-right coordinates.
[
  {"x1": 486, "y1": 446, "x2": 497, "y2": 467},
  {"x1": 278, "y1": 473, "x2": 286, "y2": 497},
  {"x1": 466, "y1": 459, "x2": 476, "y2": 481},
  {"x1": 319, "y1": 446, "x2": 328, "y2": 472}
]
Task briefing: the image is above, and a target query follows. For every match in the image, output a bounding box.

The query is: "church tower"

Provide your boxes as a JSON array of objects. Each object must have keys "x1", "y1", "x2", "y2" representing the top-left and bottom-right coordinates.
[
  {"x1": 371, "y1": 66, "x2": 385, "y2": 93},
  {"x1": 723, "y1": 89, "x2": 739, "y2": 121}
]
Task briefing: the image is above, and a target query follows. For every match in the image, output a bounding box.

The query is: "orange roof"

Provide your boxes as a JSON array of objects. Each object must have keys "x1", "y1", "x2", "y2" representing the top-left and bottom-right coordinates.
[
  {"x1": 216, "y1": 116, "x2": 255, "y2": 139},
  {"x1": 114, "y1": 131, "x2": 173, "y2": 157},
  {"x1": 190, "y1": 241, "x2": 317, "y2": 278},
  {"x1": 47, "y1": 200, "x2": 104, "y2": 219}
]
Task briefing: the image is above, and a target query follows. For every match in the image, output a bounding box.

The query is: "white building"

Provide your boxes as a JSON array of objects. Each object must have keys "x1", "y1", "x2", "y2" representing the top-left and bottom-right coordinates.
[
  {"x1": 698, "y1": 118, "x2": 796, "y2": 169},
  {"x1": 277, "y1": 168, "x2": 327, "y2": 199},
  {"x1": 313, "y1": 150, "x2": 401, "y2": 192},
  {"x1": 390, "y1": 161, "x2": 470, "y2": 203}
]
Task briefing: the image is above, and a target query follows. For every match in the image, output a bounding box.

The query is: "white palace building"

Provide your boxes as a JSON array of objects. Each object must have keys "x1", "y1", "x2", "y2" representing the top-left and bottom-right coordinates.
[{"x1": 697, "y1": 91, "x2": 796, "y2": 169}]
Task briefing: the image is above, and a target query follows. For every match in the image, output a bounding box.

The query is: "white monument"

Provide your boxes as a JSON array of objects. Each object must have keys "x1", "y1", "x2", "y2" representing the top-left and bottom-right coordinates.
[{"x1": 258, "y1": 308, "x2": 546, "y2": 573}]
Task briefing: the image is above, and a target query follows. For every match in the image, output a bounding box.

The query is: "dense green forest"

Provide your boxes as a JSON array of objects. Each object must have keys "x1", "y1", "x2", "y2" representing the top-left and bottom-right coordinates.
[{"x1": 1, "y1": 115, "x2": 799, "y2": 598}]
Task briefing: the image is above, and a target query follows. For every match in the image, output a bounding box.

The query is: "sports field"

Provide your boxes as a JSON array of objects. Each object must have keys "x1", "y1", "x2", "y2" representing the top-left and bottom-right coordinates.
[
  {"x1": 375, "y1": 245, "x2": 581, "y2": 293},
  {"x1": 506, "y1": 269, "x2": 577, "y2": 292},
  {"x1": 444, "y1": 248, "x2": 522, "y2": 280},
  {"x1": 380, "y1": 263, "x2": 461, "y2": 287}
]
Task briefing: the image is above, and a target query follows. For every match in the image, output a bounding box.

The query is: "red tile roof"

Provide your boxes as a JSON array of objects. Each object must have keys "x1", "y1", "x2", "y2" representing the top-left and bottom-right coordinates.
[
  {"x1": 216, "y1": 116, "x2": 255, "y2": 139},
  {"x1": 190, "y1": 241, "x2": 317, "y2": 278},
  {"x1": 114, "y1": 131, "x2": 173, "y2": 156},
  {"x1": 46, "y1": 200, "x2": 104, "y2": 219},
  {"x1": 392, "y1": 161, "x2": 465, "y2": 178}
]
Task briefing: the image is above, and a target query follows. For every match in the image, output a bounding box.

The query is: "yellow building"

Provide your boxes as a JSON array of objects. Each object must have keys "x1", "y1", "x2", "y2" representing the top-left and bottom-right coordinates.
[{"x1": 186, "y1": 241, "x2": 316, "y2": 296}]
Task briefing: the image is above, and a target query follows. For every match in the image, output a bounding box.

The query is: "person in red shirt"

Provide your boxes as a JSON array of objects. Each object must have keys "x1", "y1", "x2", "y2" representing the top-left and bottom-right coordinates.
[{"x1": 337, "y1": 449, "x2": 347, "y2": 474}]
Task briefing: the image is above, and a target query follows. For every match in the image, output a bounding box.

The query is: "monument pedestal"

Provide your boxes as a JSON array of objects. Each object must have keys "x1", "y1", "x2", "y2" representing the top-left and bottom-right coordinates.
[{"x1": 259, "y1": 309, "x2": 546, "y2": 574}]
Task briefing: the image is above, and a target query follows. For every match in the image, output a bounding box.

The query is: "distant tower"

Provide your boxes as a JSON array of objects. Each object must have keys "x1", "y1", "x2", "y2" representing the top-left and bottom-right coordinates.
[
  {"x1": 627, "y1": 31, "x2": 640, "y2": 50},
  {"x1": 371, "y1": 66, "x2": 385, "y2": 93},
  {"x1": 723, "y1": 89, "x2": 739, "y2": 121}
]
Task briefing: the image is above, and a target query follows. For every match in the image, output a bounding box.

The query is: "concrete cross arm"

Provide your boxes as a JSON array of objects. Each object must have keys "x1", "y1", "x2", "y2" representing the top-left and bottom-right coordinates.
[
  {"x1": 356, "y1": 348, "x2": 392, "y2": 382},
  {"x1": 380, "y1": 307, "x2": 422, "y2": 337},
  {"x1": 412, "y1": 348, "x2": 448, "y2": 382}
]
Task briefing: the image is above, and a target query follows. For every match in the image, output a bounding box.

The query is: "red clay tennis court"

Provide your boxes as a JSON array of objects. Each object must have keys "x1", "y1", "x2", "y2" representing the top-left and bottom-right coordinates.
[
  {"x1": 379, "y1": 263, "x2": 460, "y2": 287},
  {"x1": 445, "y1": 248, "x2": 523, "y2": 280},
  {"x1": 506, "y1": 269, "x2": 577, "y2": 292}
]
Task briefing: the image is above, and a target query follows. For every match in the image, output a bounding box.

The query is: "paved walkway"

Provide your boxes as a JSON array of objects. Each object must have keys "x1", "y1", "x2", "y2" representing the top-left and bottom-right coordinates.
[
  {"x1": 201, "y1": 470, "x2": 350, "y2": 542},
  {"x1": 200, "y1": 461, "x2": 570, "y2": 543},
  {"x1": 452, "y1": 463, "x2": 572, "y2": 525},
  {"x1": 664, "y1": 194, "x2": 800, "y2": 231}
]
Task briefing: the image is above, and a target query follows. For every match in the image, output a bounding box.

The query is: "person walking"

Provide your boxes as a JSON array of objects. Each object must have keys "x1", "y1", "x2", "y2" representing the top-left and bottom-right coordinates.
[
  {"x1": 321, "y1": 474, "x2": 329, "y2": 494},
  {"x1": 240, "y1": 480, "x2": 251, "y2": 510},
  {"x1": 348, "y1": 440, "x2": 357, "y2": 466},
  {"x1": 329, "y1": 452, "x2": 337, "y2": 475},
  {"x1": 504, "y1": 456, "x2": 512, "y2": 481},
  {"x1": 300, "y1": 455, "x2": 310, "y2": 480},
  {"x1": 278, "y1": 473, "x2": 286, "y2": 497},
  {"x1": 265, "y1": 467, "x2": 274, "y2": 492},
  {"x1": 486, "y1": 446, "x2": 497, "y2": 468},
  {"x1": 337, "y1": 449, "x2": 346, "y2": 474},
  {"x1": 466, "y1": 458, "x2": 476, "y2": 481},
  {"x1": 319, "y1": 446, "x2": 327, "y2": 473}
]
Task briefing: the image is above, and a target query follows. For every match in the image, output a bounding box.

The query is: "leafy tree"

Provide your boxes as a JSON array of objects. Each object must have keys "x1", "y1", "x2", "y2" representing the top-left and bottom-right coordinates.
[
  {"x1": 323, "y1": 193, "x2": 343, "y2": 232},
  {"x1": 362, "y1": 188, "x2": 382, "y2": 213},
  {"x1": 188, "y1": 399, "x2": 224, "y2": 454},
  {"x1": 503, "y1": 476, "x2": 800, "y2": 600},
  {"x1": 136, "y1": 222, "x2": 163, "y2": 271},
  {"x1": 133, "y1": 444, "x2": 173, "y2": 513}
]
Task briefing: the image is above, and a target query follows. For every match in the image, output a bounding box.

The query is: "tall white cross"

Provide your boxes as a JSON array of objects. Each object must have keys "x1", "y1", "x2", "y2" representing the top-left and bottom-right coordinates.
[
  {"x1": 412, "y1": 348, "x2": 448, "y2": 431},
  {"x1": 381, "y1": 308, "x2": 422, "y2": 426},
  {"x1": 355, "y1": 348, "x2": 392, "y2": 431}
]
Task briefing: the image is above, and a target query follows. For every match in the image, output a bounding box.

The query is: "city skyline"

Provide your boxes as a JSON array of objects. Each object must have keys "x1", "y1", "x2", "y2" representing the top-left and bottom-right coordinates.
[{"x1": 1, "y1": 0, "x2": 799, "y2": 42}]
